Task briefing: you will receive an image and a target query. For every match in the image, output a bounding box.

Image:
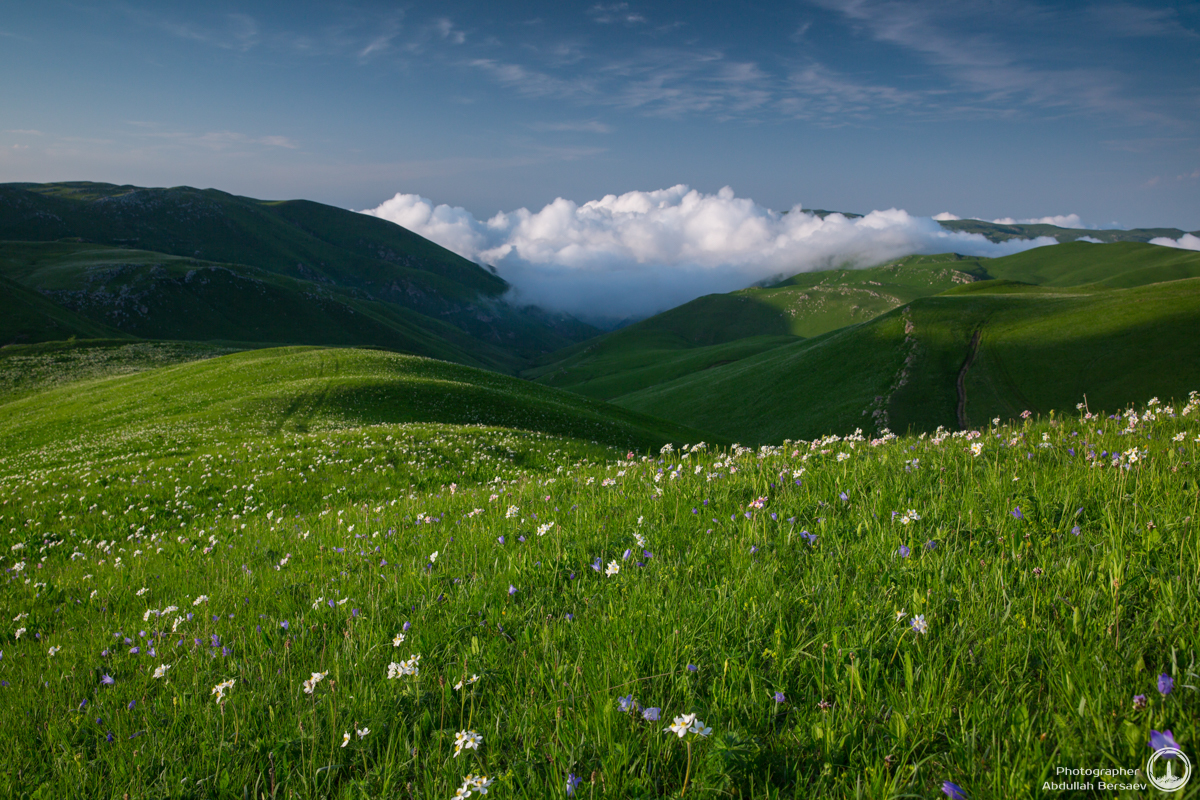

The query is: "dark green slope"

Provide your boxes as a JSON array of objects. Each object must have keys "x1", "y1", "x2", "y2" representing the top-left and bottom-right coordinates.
[
  {"x1": 0, "y1": 273, "x2": 130, "y2": 346},
  {"x1": 614, "y1": 279, "x2": 1200, "y2": 443},
  {"x1": 0, "y1": 182, "x2": 598, "y2": 360},
  {"x1": 0, "y1": 241, "x2": 521, "y2": 372},
  {"x1": 0, "y1": 347, "x2": 717, "y2": 463}
]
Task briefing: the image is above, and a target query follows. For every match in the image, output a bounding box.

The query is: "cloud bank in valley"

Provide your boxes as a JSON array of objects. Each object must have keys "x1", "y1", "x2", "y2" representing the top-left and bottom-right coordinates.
[
  {"x1": 1149, "y1": 233, "x2": 1200, "y2": 251},
  {"x1": 362, "y1": 186, "x2": 1058, "y2": 321}
]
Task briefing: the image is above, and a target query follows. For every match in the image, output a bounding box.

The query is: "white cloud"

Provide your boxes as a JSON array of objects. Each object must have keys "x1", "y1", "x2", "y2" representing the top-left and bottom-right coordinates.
[
  {"x1": 1076, "y1": 236, "x2": 1103, "y2": 243},
  {"x1": 362, "y1": 185, "x2": 1057, "y2": 320},
  {"x1": 1149, "y1": 233, "x2": 1200, "y2": 251},
  {"x1": 991, "y1": 214, "x2": 1084, "y2": 228},
  {"x1": 933, "y1": 212, "x2": 960, "y2": 220}
]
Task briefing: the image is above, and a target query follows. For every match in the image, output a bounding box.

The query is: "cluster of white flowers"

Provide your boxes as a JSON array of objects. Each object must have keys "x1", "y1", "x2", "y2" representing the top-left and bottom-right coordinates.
[
  {"x1": 454, "y1": 674, "x2": 480, "y2": 691},
  {"x1": 211, "y1": 678, "x2": 235, "y2": 703},
  {"x1": 452, "y1": 773, "x2": 493, "y2": 798},
  {"x1": 536, "y1": 522, "x2": 554, "y2": 536},
  {"x1": 387, "y1": 655, "x2": 421, "y2": 679},
  {"x1": 664, "y1": 713, "x2": 712, "y2": 738},
  {"x1": 453, "y1": 729, "x2": 483, "y2": 758},
  {"x1": 302, "y1": 671, "x2": 328, "y2": 694},
  {"x1": 606, "y1": 560, "x2": 620, "y2": 577},
  {"x1": 153, "y1": 664, "x2": 171, "y2": 679},
  {"x1": 505, "y1": 506, "x2": 519, "y2": 519},
  {"x1": 897, "y1": 509, "x2": 921, "y2": 525},
  {"x1": 192, "y1": 595, "x2": 208, "y2": 606},
  {"x1": 392, "y1": 632, "x2": 406, "y2": 647}
]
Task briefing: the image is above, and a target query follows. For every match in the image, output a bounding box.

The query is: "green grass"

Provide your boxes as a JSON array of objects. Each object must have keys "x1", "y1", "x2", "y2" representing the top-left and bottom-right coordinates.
[
  {"x1": 0, "y1": 347, "x2": 713, "y2": 467},
  {"x1": 615, "y1": 278, "x2": 1200, "y2": 444},
  {"x1": 0, "y1": 340, "x2": 245, "y2": 403},
  {"x1": 0, "y1": 357, "x2": 1196, "y2": 798}
]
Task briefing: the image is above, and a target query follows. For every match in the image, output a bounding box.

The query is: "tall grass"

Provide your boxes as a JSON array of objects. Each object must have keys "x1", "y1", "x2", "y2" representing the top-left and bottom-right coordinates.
[{"x1": 1, "y1": 389, "x2": 1197, "y2": 798}]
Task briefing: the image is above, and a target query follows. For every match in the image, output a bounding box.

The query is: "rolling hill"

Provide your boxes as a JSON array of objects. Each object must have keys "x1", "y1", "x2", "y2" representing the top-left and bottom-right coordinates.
[
  {"x1": 524, "y1": 254, "x2": 992, "y2": 399},
  {"x1": 0, "y1": 182, "x2": 599, "y2": 363},
  {"x1": 613, "y1": 277, "x2": 1200, "y2": 443},
  {"x1": 525, "y1": 242, "x2": 1200, "y2": 442},
  {"x1": 0, "y1": 346, "x2": 715, "y2": 468}
]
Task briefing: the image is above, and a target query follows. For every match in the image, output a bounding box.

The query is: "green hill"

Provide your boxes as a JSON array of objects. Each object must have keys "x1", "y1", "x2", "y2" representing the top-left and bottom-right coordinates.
[
  {"x1": 531, "y1": 243, "x2": 1200, "y2": 413},
  {"x1": 0, "y1": 272, "x2": 129, "y2": 346},
  {"x1": 614, "y1": 277, "x2": 1200, "y2": 443},
  {"x1": 0, "y1": 346, "x2": 715, "y2": 466},
  {"x1": 525, "y1": 254, "x2": 992, "y2": 399},
  {"x1": 0, "y1": 182, "x2": 598, "y2": 361},
  {"x1": 0, "y1": 241, "x2": 531, "y2": 372}
]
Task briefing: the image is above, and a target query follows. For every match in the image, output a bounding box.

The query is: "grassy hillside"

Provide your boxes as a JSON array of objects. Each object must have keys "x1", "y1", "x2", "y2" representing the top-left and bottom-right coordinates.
[
  {"x1": 0, "y1": 347, "x2": 714, "y2": 467},
  {"x1": 1, "y1": 388, "x2": 1196, "y2": 797},
  {"x1": 0, "y1": 272, "x2": 129, "y2": 346},
  {"x1": 0, "y1": 339, "x2": 242, "y2": 402},
  {"x1": 0, "y1": 183, "x2": 599, "y2": 361},
  {"x1": 0, "y1": 241, "x2": 540, "y2": 373},
  {"x1": 615, "y1": 278, "x2": 1200, "y2": 443},
  {"x1": 534, "y1": 243, "x2": 1200, "y2": 417},
  {"x1": 978, "y1": 240, "x2": 1200, "y2": 288},
  {"x1": 526, "y1": 255, "x2": 987, "y2": 399}
]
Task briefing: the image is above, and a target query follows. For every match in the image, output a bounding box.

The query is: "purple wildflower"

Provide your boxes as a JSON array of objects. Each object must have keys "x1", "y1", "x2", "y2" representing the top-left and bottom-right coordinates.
[
  {"x1": 898, "y1": 545, "x2": 910, "y2": 558},
  {"x1": 774, "y1": 691, "x2": 786, "y2": 703},
  {"x1": 642, "y1": 707, "x2": 661, "y2": 721},
  {"x1": 280, "y1": 620, "x2": 288, "y2": 630},
  {"x1": 618, "y1": 694, "x2": 637, "y2": 712},
  {"x1": 1158, "y1": 673, "x2": 1174, "y2": 696},
  {"x1": 566, "y1": 773, "x2": 582, "y2": 796},
  {"x1": 508, "y1": 585, "x2": 517, "y2": 596},
  {"x1": 1133, "y1": 694, "x2": 1147, "y2": 710},
  {"x1": 101, "y1": 674, "x2": 114, "y2": 685},
  {"x1": 1150, "y1": 729, "x2": 1180, "y2": 754},
  {"x1": 839, "y1": 492, "x2": 849, "y2": 502},
  {"x1": 942, "y1": 781, "x2": 967, "y2": 800},
  {"x1": 1011, "y1": 507, "x2": 1024, "y2": 520},
  {"x1": 687, "y1": 664, "x2": 698, "y2": 672}
]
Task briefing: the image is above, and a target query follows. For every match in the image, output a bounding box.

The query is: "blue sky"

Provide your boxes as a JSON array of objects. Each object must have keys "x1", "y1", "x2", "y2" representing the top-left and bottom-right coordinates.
[{"x1": 2, "y1": 0, "x2": 1198, "y2": 229}]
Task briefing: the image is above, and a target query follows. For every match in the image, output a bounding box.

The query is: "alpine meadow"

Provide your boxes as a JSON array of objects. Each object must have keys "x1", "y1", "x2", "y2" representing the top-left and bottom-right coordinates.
[{"x1": 1, "y1": 176, "x2": 1198, "y2": 800}]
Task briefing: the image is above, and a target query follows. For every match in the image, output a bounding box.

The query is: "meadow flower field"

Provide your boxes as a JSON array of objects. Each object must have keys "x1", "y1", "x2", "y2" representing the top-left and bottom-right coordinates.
[{"x1": 1, "y1": 364, "x2": 1197, "y2": 798}]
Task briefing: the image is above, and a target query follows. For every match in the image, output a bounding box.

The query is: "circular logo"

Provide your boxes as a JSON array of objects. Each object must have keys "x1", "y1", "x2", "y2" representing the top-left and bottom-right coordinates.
[{"x1": 1147, "y1": 748, "x2": 1192, "y2": 793}]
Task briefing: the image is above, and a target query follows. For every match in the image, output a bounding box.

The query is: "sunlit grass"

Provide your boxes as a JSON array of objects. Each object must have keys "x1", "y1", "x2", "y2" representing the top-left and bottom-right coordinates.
[{"x1": 0, "y1": 355, "x2": 1197, "y2": 798}]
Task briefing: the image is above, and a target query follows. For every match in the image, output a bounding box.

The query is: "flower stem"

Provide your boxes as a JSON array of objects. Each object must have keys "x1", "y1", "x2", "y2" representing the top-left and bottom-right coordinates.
[{"x1": 680, "y1": 739, "x2": 692, "y2": 797}]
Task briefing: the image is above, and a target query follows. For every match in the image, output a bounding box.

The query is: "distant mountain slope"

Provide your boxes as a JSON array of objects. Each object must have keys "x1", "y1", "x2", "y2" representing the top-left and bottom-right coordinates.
[
  {"x1": 525, "y1": 254, "x2": 989, "y2": 399},
  {"x1": 530, "y1": 243, "x2": 1200, "y2": 406},
  {"x1": 0, "y1": 241, "x2": 527, "y2": 372},
  {"x1": 936, "y1": 218, "x2": 1196, "y2": 244},
  {"x1": 0, "y1": 272, "x2": 129, "y2": 346},
  {"x1": 0, "y1": 347, "x2": 716, "y2": 464},
  {"x1": 973, "y1": 240, "x2": 1200, "y2": 287},
  {"x1": 614, "y1": 278, "x2": 1200, "y2": 443},
  {"x1": 0, "y1": 182, "x2": 598, "y2": 361}
]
